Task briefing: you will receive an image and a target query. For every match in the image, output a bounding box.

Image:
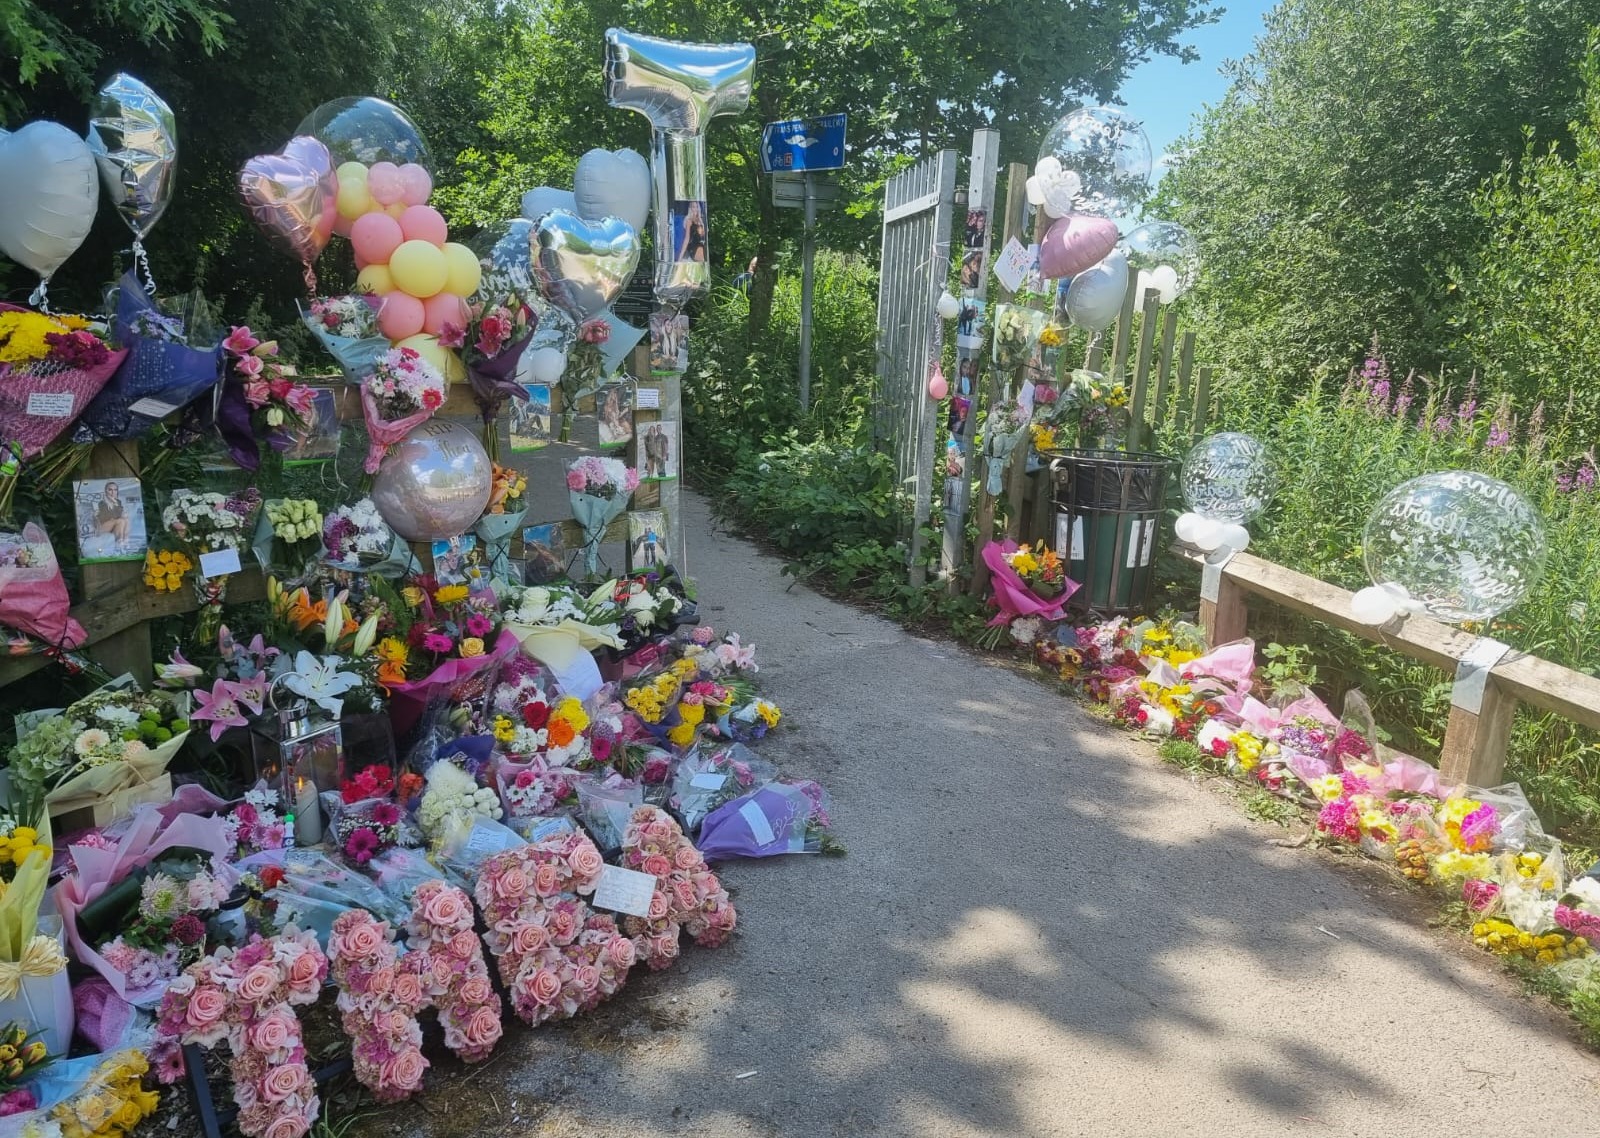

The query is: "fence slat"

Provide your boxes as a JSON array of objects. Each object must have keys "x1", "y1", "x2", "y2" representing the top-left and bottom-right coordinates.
[
  {"x1": 1191, "y1": 365, "x2": 1213, "y2": 438},
  {"x1": 1107, "y1": 274, "x2": 1139, "y2": 383},
  {"x1": 1173, "y1": 331, "x2": 1197, "y2": 435},
  {"x1": 1126, "y1": 289, "x2": 1160, "y2": 451},
  {"x1": 1150, "y1": 308, "x2": 1179, "y2": 435}
]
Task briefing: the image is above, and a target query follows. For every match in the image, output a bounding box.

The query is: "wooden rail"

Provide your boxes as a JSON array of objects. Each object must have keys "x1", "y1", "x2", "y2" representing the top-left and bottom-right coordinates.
[{"x1": 1184, "y1": 547, "x2": 1600, "y2": 787}]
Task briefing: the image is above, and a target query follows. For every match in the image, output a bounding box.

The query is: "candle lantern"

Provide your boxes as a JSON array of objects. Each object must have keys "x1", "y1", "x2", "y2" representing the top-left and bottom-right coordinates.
[{"x1": 250, "y1": 694, "x2": 342, "y2": 848}]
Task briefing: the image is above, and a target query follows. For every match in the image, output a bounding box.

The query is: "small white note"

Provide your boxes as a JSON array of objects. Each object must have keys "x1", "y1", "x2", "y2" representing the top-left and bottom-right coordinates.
[
  {"x1": 635, "y1": 386, "x2": 662, "y2": 410},
  {"x1": 26, "y1": 392, "x2": 74, "y2": 418},
  {"x1": 991, "y1": 238, "x2": 1036, "y2": 294},
  {"x1": 738, "y1": 799, "x2": 776, "y2": 846},
  {"x1": 128, "y1": 397, "x2": 179, "y2": 418},
  {"x1": 592, "y1": 864, "x2": 658, "y2": 917},
  {"x1": 690, "y1": 772, "x2": 727, "y2": 790},
  {"x1": 199, "y1": 548, "x2": 242, "y2": 578}
]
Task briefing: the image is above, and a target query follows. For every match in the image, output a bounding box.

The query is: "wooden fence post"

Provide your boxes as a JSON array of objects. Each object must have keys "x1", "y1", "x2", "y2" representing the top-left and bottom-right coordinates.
[
  {"x1": 1172, "y1": 332, "x2": 1197, "y2": 436},
  {"x1": 1149, "y1": 309, "x2": 1178, "y2": 438},
  {"x1": 1197, "y1": 553, "x2": 1248, "y2": 647},
  {"x1": 1191, "y1": 365, "x2": 1213, "y2": 437}
]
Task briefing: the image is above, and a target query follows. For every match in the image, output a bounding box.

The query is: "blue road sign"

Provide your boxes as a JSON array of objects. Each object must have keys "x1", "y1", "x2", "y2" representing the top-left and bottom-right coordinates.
[{"x1": 760, "y1": 113, "x2": 847, "y2": 173}]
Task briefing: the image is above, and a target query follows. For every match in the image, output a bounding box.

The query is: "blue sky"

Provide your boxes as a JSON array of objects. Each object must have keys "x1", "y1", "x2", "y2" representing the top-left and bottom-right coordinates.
[{"x1": 1116, "y1": 0, "x2": 1276, "y2": 168}]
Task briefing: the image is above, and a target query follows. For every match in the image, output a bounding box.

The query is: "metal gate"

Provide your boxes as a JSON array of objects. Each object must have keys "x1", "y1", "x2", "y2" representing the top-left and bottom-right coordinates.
[{"x1": 874, "y1": 150, "x2": 957, "y2": 585}]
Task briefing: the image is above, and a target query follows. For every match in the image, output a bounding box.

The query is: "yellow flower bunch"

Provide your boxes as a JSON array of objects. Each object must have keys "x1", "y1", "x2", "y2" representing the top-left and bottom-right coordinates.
[
  {"x1": 1030, "y1": 424, "x2": 1058, "y2": 453},
  {"x1": 1471, "y1": 919, "x2": 1589, "y2": 963},
  {"x1": 1513, "y1": 850, "x2": 1550, "y2": 885},
  {"x1": 141, "y1": 549, "x2": 192, "y2": 592},
  {"x1": 1038, "y1": 323, "x2": 1067, "y2": 349},
  {"x1": 1360, "y1": 809, "x2": 1398, "y2": 844},
  {"x1": 1008, "y1": 547, "x2": 1040, "y2": 576},
  {"x1": 1439, "y1": 797, "x2": 1483, "y2": 852},
  {"x1": 434, "y1": 584, "x2": 470, "y2": 605},
  {"x1": 555, "y1": 697, "x2": 589, "y2": 734},
  {"x1": 0, "y1": 826, "x2": 49, "y2": 870},
  {"x1": 1432, "y1": 850, "x2": 1493, "y2": 883},
  {"x1": 53, "y1": 1049, "x2": 158, "y2": 1138},
  {"x1": 0, "y1": 310, "x2": 86, "y2": 365},
  {"x1": 625, "y1": 673, "x2": 680, "y2": 723},
  {"x1": 755, "y1": 700, "x2": 781, "y2": 728},
  {"x1": 671, "y1": 657, "x2": 699, "y2": 681},
  {"x1": 667, "y1": 721, "x2": 697, "y2": 747},
  {"x1": 1311, "y1": 774, "x2": 1346, "y2": 804},
  {"x1": 493, "y1": 715, "x2": 515, "y2": 745},
  {"x1": 1105, "y1": 384, "x2": 1129, "y2": 409}
]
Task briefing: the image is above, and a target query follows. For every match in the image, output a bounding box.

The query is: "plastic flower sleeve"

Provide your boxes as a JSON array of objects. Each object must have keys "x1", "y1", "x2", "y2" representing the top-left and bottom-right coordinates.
[
  {"x1": 569, "y1": 488, "x2": 631, "y2": 578},
  {"x1": 475, "y1": 506, "x2": 527, "y2": 582},
  {"x1": 297, "y1": 296, "x2": 389, "y2": 383},
  {"x1": 0, "y1": 305, "x2": 128, "y2": 460},
  {"x1": 0, "y1": 521, "x2": 85, "y2": 650},
  {"x1": 574, "y1": 775, "x2": 643, "y2": 853},
  {"x1": 359, "y1": 383, "x2": 437, "y2": 474},
  {"x1": 696, "y1": 781, "x2": 830, "y2": 859}
]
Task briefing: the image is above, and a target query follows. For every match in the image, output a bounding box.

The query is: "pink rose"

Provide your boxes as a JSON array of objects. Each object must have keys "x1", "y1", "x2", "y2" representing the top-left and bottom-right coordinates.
[
  {"x1": 247, "y1": 1013, "x2": 292, "y2": 1055},
  {"x1": 604, "y1": 936, "x2": 636, "y2": 971},
  {"x1": 367, "y1": 965, "x2": 396, "y2": 997},
  {"x1": 464, "y1": 1005, "x2": 503, "y2": 1050},
  {"x1": 671, "y1": 879, "x2": 699, "y2": 914},
  {"x1": 450, "y1": 929, "x2": 479, "y2": 960},
  {"x1": 548, "y1": 909, "x2": 578, "y2": 943},
  {"x1": 494, "y1": 866, "x2": 530, "y2": 902},
  {"x1": 642, "y1": 854, "x2": 672, "y2": 879},
  {"x1": 574, "y1": 964, "x2": 600, "y2": 993},
  {"x1": 421, "y1": 887, "x2": 469, "y2": 931},
  {"x1": 235, "y1": 963, "x2": 281, "y2": 1004},
  {"x1": 287, "y1": 950, "x2": 324, "y2": 991},
  {"x1": 568, "y1": 844, "x2": 604, "y2": 884},
  {"x1": 532, "y1": 863, "x2": 562, "y2": 897},
  {"x1": 264, "y1": 1115, "x2": 309, "y2": 1138},
  {"x1": 647, "y1": 892, "x2": 670, "y2": 922},
  {"x1": 260, "y1": 1063, "x2": 308, "y2": 1105},
  {"x1": 393, "y1": 972, "x2": 425, "y2": 1008},
  {"x1": 511, "y1": 924, "x2": 548, "y2": 956},
  {"x1": 649, "y1": 933, "x2": 680, "y2": 962},
  {"x1": 380, "y1": 1048, "x2": 428, "y2": 1094},
  {"x1": 340, "y1": 920, "x2": 385, "y2": 960},
  {"x1": 672, "y1": 846, "x2": 702, "y2": 871},
  {"x1": 525, "y1": 968, "x2": 562, "y2": 1005},
  {"x1": 458, "y1": 976, "x2": 493, "y2": 1006},
  {"x1": 185, "y1": 985, "x2": 228, "y2": 1032}
]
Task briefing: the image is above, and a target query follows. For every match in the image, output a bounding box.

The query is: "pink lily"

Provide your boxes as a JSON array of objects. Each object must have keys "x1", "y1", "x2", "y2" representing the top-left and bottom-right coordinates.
[
  {"x1": 155, "y1": 648, "x2": 203, "y2": 689},
  {"x1": 191, "y1": 678, "x2": 250, "y2": 742},
  {"x1": 223, "y1": 326, "x2": 260, "y2": 355},
  {"x1": 232, "y1": 675, "x2": 269, "y2": 715}
]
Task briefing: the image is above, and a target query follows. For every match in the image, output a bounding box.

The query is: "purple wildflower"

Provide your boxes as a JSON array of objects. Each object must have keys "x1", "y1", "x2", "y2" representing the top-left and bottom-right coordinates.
[{"x1": 1486, "y1": 422, "x2": 1510, "y2": 449}]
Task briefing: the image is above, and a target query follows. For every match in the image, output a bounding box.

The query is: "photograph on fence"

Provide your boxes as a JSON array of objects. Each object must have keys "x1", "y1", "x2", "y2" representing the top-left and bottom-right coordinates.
[
  {"x1": 628, "y1": 510, "x2": 668, "y2": 569},
  {"x1": 521, "y1": 521, "x2": 569, "y2": 584},
  {"x1": 649, "y1": 313, "x2": 689, "y2": 374},
  {"x1": 596, "y1": 383, "x2": 634, "y2": 450},
  {"x1": 73, "y1": 478, "x2": 148, "y2": 564},
  {"x1": 638, "y1": 420, "x2": 679, "y2": 482},
  {"x1": 510, "y1": 384, "x2": 553, "y2": 452}
]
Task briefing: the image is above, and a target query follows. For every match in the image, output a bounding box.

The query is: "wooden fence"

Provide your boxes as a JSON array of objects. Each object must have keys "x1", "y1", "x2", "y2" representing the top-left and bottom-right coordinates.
[
  {"x1": 0, "y1": 347, "x2": 662, "y2": 691},
  {"x1": 1186, "y1": 547, "x2": 1600, "y2": 788}
]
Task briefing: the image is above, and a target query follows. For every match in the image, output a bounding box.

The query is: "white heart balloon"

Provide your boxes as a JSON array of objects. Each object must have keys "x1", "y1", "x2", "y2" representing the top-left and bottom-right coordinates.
[
  {"x1": 573, "y1": 148, "x2": 652, "y2": 235},
  {"x1": 520, "y1": 185, "x2": 577, "y2": 222},
  {"x1": 0, "y1": 121, "x2": 99, "y2": 283},
  {"x1": 1065, "y1": 249, "x2": 1129, "y2": 332}
]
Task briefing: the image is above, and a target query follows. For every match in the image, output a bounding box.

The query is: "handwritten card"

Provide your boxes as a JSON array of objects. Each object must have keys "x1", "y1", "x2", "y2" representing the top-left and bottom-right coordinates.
[
  {"x1": 592, "y1": 865, "x2": 659, "y2": 917},
  {"x1": 199, "y1": 548, "x2": 241, "y2": 579},
  {"x1": 26, "y1": 392, "x2": 74, "y2": 418},
  {"x1": 128, "y1": 397, "x2": 180, "y2": 419},
  {"x1": 635, "y1": 385, "x2": 662, "y2": 410},
  {"x1": 991, "y1": 238, "x2": 1037, "y2": 295}
]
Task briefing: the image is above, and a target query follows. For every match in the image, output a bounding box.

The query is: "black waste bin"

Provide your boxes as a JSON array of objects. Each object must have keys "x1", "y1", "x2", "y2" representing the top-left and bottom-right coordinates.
[{"x1": 1049, "y1": 449, "x2": 1173, "y2": 615}]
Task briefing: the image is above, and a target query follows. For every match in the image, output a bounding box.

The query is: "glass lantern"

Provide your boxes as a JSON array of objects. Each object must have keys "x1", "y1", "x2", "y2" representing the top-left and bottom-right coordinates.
[{"x1": 254, "y1": 700, "x2": 342, "y2": 848}]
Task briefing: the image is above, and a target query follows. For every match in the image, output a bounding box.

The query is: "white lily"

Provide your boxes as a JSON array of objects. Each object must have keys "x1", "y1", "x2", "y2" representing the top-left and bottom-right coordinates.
[
  {"x1": 283, "y1": 650, "x2": 362, "y2": 717},
  {"x1": 324, "y1": 591, "x2": 348, "y2": 645},
  {"x1": 352, "y1": 612, "x2": 380, "y2": 656}
]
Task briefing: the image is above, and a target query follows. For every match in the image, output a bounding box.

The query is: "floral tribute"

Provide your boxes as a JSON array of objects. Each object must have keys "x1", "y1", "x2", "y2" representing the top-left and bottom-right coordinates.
[
  {"x1": 327, "y1": 910, "x2": 429, "y2": 1102},
  {"x1": 360, "y1": 346, "x2": 447, "y2": 473},
  {"x1": 473, "y1": 832, "x2": 635, "y2": 1026},
  {"x1": 403, "y1": 880, "x2": 504, "y2": 1062},
  {"x1": 618, "y1": 806, "x2": 736, "y2": 970},
  {"x1": 154, "y1": 927, "x2": 328, "y2": 1138}
]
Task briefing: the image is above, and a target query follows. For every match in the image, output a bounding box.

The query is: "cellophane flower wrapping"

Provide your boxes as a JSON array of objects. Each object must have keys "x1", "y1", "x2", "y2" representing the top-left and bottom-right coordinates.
[
  {"x1": 475, "y1": 507, "x2": 527, "y2": 582},
  {"x1": 387, "y1": 629, "x2": 519, "y2": 743},
  {"x1": 73, "y1": 271, "x2": 223, "y2": 442},
  {"x1": 981, "y1": 540, "x2": 1078, "y2": 627},
  {"x1": 0, "y1": 521, "x2": 85, "y2": 650},
  {"x1": 359, "y1": 383, "x2": 436, "y2": 475},
  {"x1": 570, "y1": 490, "x2": 629, "y2": 578},
  {"x1": 697, "y1": 780, "x2": 835, "y2": 859},
  {"x1": 299, "y1": 295, "x2": 389, "y2": 383},
  {"x1": 0, "y1": 306, "x2": 127, "y2": 460}
]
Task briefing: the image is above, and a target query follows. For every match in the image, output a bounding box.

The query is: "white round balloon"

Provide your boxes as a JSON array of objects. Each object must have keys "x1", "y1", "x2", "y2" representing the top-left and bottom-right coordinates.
[
  {"x1": 1119, "y1": 221, "x2": 1200, "y2": 302},
  {"x1": 0, "y1": 121, "x2": 99, "y2": 284},
  {"x1": 1181, "y1": 433, "x2": 1274, "y2": 524},
  {"x1": 1036, "y1": 107, "x2": 1152, "y2": 220},
  {"x1": 521, "y1": 345, "x2": 567, "y2": 385},
  {"x1": 1363, "y1": 472, "x2": 1546, "y2": 623},
  {"x1": 1064, "y1": 249, "x2": 1129, "y2": 332}
]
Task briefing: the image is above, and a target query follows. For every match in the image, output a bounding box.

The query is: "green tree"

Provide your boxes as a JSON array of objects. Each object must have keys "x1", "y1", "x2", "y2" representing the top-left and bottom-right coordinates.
[{"x1": 1157, "y1": 0, "x2": 1600, "y2": 403}]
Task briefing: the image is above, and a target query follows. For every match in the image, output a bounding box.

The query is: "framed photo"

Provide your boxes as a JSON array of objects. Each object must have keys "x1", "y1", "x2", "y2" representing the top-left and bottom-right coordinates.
[
  {"x1": 595, "y1": 383, "x2": 635, "y2": 451},
  {"x1": 431, "y1": 533, "x2": 477, "y2": 585},
  {"x1": 73, "y1": 478, "x2": 148, "y2": 563},
  {"x1": 521, "y1": 522, "x2": 569, "y2": 585},
  {"x1": 510, "y1": 384, "x2": 552, "y2": 452},
  {"x1": 964, "y1": 209, "x2": 988, "y2": 250},
  {"x1": 628, "y1": 510, "x2": 668, "y2": 570},
  {"x1": 955, "y1": 299, "x2": 985, "y2": 351},
  {"x1": 649, "y1": 313, "x2": 689, "y2": 374},
  {"x1": 284, "y1": 388, "x2": 339, "y2": 466},
  {"x1": 669, "y1": 200, "x2": 709, "y2": 264},
  {"x1": 637, "y1": 420, "x2": 679, "y2": 482}
]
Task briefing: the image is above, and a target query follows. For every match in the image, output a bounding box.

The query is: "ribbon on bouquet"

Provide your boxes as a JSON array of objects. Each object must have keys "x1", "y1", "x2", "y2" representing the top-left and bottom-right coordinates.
[{"x1": 0, "y1": 934, "x2": 67, "y2": 999}]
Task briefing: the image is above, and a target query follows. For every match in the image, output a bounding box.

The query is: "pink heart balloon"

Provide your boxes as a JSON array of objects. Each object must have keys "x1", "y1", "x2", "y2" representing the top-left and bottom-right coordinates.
[
  {"x1": 281, "y1": 135, "x2": 337, "y2": 245},
  {"x1": 239, "y1": 144, "x2": 334, "y2": 292},
  {"x1": 1039, "y1": 213, "x2": 1119, "y2": 281}
]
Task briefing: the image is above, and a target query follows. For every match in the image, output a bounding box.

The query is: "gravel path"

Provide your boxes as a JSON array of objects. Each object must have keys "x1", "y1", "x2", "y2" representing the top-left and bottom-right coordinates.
[{"x1": 350, "y1": 491, "x2": 1600, "y2": 1137}]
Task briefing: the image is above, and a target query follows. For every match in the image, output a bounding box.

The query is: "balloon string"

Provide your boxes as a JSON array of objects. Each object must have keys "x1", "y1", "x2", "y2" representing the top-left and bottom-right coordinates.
[
  {"x1": 133, "y1": 240, "x2": 157, "y2": 296},
  {"x1": 27, "y1": 280, "x2": 48, "y2": 313},
  {"x1": 303, "y1": 264, "x2": 318, "y2": 296}
]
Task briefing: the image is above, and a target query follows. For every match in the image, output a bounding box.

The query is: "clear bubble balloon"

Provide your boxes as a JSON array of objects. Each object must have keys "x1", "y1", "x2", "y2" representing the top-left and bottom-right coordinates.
[
  {"x1": 1036, "y1": 107, "x2": 1153, "y2": 220},
  {"x1": 1181, "y1": 432, "x2": 1274, "y2": 524},
  {"x1": 468, "y1": 218, "x2": 536, "y2": 293},
  {"x1": 296, "y1": 96, "x2": 431, "y2": 170},
  {"x1": 1120, "y1": 221, "x2": 1199, "y2": 302},
  {"x1": 1363, "y1": 472, "x2": 1546, "y2": 623}
]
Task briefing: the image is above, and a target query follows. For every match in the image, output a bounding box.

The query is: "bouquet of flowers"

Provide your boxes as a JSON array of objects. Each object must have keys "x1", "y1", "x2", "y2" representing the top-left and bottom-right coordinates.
[
  {"x1": 475, "y1": 464, "x2": 528, "y2": 581},
  {"x1": 698, "y1": 778, "x2": 842, "y2": 858},
  {"x1": 213, "y1": 326, "x2": 317, "y2": 471},
  {"x1": 359, "y1": 345, "x2": 447, "y2": 473},
  {"x1": 162, "y1": 486, "x2": 262, "y2": 643},
  {"x1": 0, "y1": 306, "x2": 126, "y2": 515},
  {"x1": 556, "y1": 317, "x2": 612, "y2": 442},
  {"x1": 322, "y1": 498, "x2": 419, "y2": 577},
  {"x1": 980, "y1": 397, "x2": 1032, "y2": 495},
  {"x1": 80, "y1": 853, "x2": 233, "y2": 1005},
  {"x1": 979, "y1": 539, "x2": 1078, "y2": 646},
  {"x1": 566, "y1": 456, "x2": 638, "y2": 577},
  {"x1": 451, "y1": 291, "x2": 538, "y2": 453},
  {"x1": 417, "y1": 760, "x2": 504, "y2": 837},
  {"x1": 0, "y1": 521, "x2": 85, "y2": 652},
  {"x1": 1060, "y1": 368, "x2": 1130, "y2": 449},
  {"x1": 595, "y1": 571, "x2": 697, "y2": 658},
  {"x1": 299, "y1": 293, "x2": 388, "y2": 382},
  {"x1": 0, "y1": 1022, "x2": 51, "y2": 1118},
  {"x1": 255, "y1": 497, "x2": 323, "y2": 574},
  {"x1": 222, "y1": 786, "x2": 289, "y2": 857},
  {"x1": 992, "y1": 303, "x2": 1047, "y2": 370}
]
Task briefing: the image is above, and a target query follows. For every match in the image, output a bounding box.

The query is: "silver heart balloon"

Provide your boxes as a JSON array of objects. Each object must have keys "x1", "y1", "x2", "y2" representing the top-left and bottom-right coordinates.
[
  {"x1": 531, "y1": 209, "x2": 641, "y2": 324},
  {"x1": 86, "y1": 73, "x2": 178, "y2": 242}
]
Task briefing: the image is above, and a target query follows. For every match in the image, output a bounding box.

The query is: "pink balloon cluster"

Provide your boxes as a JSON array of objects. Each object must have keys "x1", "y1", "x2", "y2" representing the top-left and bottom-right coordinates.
[{"x1": 336, "y1": 160, "x2": 481, "y2": 343}]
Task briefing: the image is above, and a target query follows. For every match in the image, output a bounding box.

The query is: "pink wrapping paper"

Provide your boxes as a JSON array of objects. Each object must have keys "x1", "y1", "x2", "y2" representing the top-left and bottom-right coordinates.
[
  {"x1": 359, "y1": 384, "x2": 437, "y2": 474},
  {"x1": 981, "y1": 541, "x2": 1080, "y2": 627},
  {"x1": 0, "y1": 522, "x2": 84, "y2": 649},
  {"x1": 0, "y1": 304, "x2": 128, "y2": 458},
  {"x1": 1180, "y1": 639, "x2": 1256, "y2": 687},
  {"x1": 52, "y1": 805, "x2": 234, "y2": 1003},
  {"x1": 386, "y1": 628, "x2": 519, "y2": 740}
]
